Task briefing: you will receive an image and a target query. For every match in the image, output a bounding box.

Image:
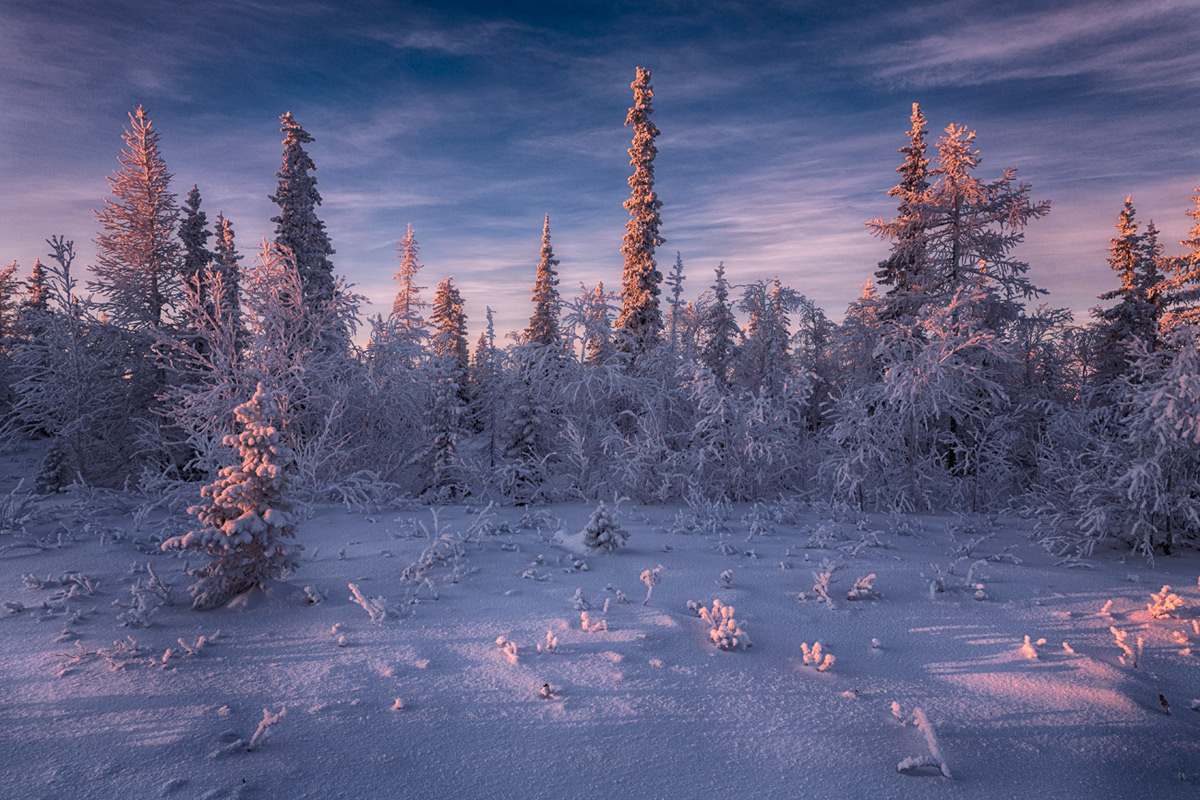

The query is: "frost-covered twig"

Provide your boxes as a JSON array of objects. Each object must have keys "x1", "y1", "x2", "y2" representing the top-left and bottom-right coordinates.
[
  {"x1": 348, "y1": 583, "x2": 398, "y2": 624},
  {"x1": 640, "y1": 565, "x2": 662, "y2": 605},
  {"x1": 800, "y1": 641, "x2": 835, "y2": 671},
  {"x1": 1148, "y1": 585, "x2": 1185, "y2": 619},
  {"x1": 1110, "y1": 627, "x2": 1143, "y2": 667},
  {"x1": 846, "y1": 573, "x2": 877, "y2": 601},
  {"x1": 897, "y1": 706, "x2": 951, "y2": 778}
]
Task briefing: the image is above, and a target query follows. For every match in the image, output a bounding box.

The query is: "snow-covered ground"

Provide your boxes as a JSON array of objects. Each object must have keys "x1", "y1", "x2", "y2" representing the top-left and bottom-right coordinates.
[{"x1": 2, "y1": 449, "x2": 1198, "y2": 799}]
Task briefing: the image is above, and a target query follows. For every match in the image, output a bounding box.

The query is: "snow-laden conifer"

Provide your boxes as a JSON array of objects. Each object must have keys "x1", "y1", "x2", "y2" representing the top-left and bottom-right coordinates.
[
  {"x1": 91, "y1": 105, "x2": 180, "y2": 330},
  {"x1": 874, "y1": 103, "x2": 930, "y2": 320},
  {"x1": 270, "y1": 112, "x2": 343, "y2": 349},
  {"x1": 615, "y1": 66, "x2": 664, "y2": 359},
  {"x1": 163, "y1": 382, "x2": 300, "y2": 610},
  {"x1": 665, "y1": 252, "x2": 686, "y2": 355},
  {"x1": 178, "y1": 185, "x2": 213, "y2": 330},
  {"x1": 698, "y1": 264, "x2": 738, "y2": 388},
  {"x1": 525, "y1": 214, "x2": 562, "y2": 348}
]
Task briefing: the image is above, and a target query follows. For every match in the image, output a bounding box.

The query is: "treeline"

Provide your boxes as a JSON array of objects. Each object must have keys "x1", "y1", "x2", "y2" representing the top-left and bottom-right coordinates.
[{"x1": 1, "y1": 72, "x2": 1198, "y2": 559}]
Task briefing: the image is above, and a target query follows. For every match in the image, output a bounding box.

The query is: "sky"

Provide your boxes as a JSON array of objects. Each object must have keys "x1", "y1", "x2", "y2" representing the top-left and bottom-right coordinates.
[{"x1": 1, "y1": 0, "x2": 1198, "y2": 342}]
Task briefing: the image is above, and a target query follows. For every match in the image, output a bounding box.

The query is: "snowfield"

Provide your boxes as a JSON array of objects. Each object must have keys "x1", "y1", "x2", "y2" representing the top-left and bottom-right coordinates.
[{"x1": 2, "y1": 455, "x2": 1198, "y2": 799}]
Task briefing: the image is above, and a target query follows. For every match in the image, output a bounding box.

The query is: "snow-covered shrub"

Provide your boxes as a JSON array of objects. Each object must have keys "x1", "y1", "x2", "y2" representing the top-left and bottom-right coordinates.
[
  {"x1": 846, "y1": 573, "x2": 877, "y2": 601},
  {"x1": 800, "y1": 641, "x2": 835, "y2": 671},
  {"x1": 799, "y1": 559, "x2": 837, "y2": 607},
  {"x1": 349, "y1": 583, "x2": 399, "y2": 624},
  {"x1": 697, "y1": 598, "x2": 751, "y2": 651},
  {"x1": 1148, "y1": 585, "x2": 1186, "y2": 619},
  {"x1": 1110, "y1": 627, "x2": 1143, "y2": 667},
  {"x1": 162, "y1": 383, "x2": 300, "y2": 610},
  {"x1": 580, "y1": 611, "x2": 607, "y2": 632},
  {"x1": 1019, "y1": 635, "x2": 1045, "y2": 659},
  {"x1": 582, "y1": 501, "x2": 628, "y2": 552},
  {"x1": 640, "y1": 565, "x2": 662, "y2": 605},
  {"x1": 495, "y1": 636, "x2": 519, "y2": 664},
  {"x1": 536, "y1": 630, "x2": 559, "y2": 654}
]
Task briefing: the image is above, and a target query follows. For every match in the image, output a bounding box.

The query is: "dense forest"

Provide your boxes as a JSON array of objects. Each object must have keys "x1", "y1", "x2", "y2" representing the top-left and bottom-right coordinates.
[{"x1": 2, "y1": 67, "x2": 1198, "y2": 587}]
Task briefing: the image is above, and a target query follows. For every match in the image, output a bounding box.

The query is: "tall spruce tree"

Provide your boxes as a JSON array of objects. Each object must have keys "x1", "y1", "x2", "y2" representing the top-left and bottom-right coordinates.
[
  {"x1": 615, "y1": 66, "x2": 664, "y2": 358},
  {"x1": 270, "y1": 112, "x2": 340, "y2": 343},
  {"x1": 1094, "y1": 196, "x2": 1164, "y2": 383},
  {"x1": 91, "y1": 105, "x2": 180, "y2": 330},
  {"x1": 179, "y1": 185, "x2": 213, "y2": 332},
  {"x1": 391, "y1": 223, "x2": 426, "y2": 325},
  {"x1": 210, "y1": 213, "x2": 244, "y2": 348},
  {"x1": 1161, "y1": 188, "x2": 1200, "y2": 332},
  {"x1": 699, "y1": 263, "x2": 739, "y2": 389},
  {"x1": 874, "y1": 103, "x2": 930, "y2": 319},
  {"x1": 665, "y1": 252, "x2": 686, "y2": 355},
  {"x1": 525, "y1": 214, "x2": 562, "y2": 348}
]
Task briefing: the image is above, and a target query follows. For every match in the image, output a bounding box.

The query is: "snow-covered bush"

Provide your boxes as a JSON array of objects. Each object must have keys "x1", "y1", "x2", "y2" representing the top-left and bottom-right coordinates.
[
  {"x1": 896, "y1": 706, "x2": 951, "y2": 778},
  {"x1": 640, "y1": 565, "x2": 662, "y2": 604},
  {"x1": 800, "y1": 641, "x2": 835, "y2": 671},
  {"x1": 846, "y1": 573, "x2": 877, "y2": 601},
  {"x1": 1110, "y1": 627, "x2": 1143, "y2": 667},
  {"x1": 1148, "y1": 585, "x2": 1186, "y2": 619},
  {"x1": 697, "y1": 598, "x2": 751, "y2": 651},
  {"x1": 582, "y1": 501, "x2": 628, "y2": 552},
  {"x1": 162, "y1": 383, "x2": 300, "y2": 610}
]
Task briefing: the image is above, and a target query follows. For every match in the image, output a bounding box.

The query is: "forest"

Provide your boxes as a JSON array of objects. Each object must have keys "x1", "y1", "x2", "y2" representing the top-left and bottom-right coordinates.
[{"x1": 1, "y1": 67, "x2": 1199, "y2": 608}]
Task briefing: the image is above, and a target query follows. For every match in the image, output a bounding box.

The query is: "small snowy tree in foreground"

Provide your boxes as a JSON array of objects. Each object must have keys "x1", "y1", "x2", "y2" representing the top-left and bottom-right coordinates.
[
  {"x1": 163, "y1": 382, "x2": 299, "y2": 609},
  {"x1": 582, "y1": 501, "x2": 628, "y2": 551}
]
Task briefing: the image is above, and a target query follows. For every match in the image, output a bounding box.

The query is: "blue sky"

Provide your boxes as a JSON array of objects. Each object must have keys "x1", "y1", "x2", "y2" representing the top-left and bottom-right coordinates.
[{"x1": 2, "y1": 0, "x2": 1198, "y2": 342}]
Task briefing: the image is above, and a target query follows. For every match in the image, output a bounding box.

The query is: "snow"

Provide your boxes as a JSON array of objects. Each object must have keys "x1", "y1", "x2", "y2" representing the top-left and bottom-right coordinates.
[{"x1": 2, "y1": 454, "x2": 1199, "y2": 798}]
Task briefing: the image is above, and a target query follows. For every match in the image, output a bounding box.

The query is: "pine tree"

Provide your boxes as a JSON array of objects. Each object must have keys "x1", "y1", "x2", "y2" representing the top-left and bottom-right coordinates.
[
  {"x1": 0, "y1": 261, "x2": 18, "y2": 349},
  {"x1": 698, "y1": 263, "x2": 739, "y2": 388},
  {"x1": 580, "y1": 281, "x2": 615, "y2": 366},
  {"x1": 426, "y1": 278, "x2": 468, "y2": 493},
  {"x1": 162, "y1": 382, "x2": 300, "y2": 610},
  {"x1": 391, "y1": 223, "x2": 426, "y2": 325},
  {"x1": 1160, "y1": 188, "x2": 1200, "y2": 333},
  {"x1": 429, "y1": 277, "x2": 469, "y2": 374},
  {"x1": 1094, "y1": 196, "x2": 1163, "y2": 384},
  {"x1": 91, "y1": 105, "x2": 180, "y2": 330},
  {"x1": 270, "y1": 112, "x2": 339, "y2": 343},
  {"x1": 23, "y1": 259, "x2": 49, "y2": 315},
  {"x1": 615, "y1": 66, "x2": 665, "y2": 359},
  {"x1": 665, "y1": 252, "x2": 686, "y2": 355},
  {"x1": 525, "y1": 214, "x2": 562, "y2": 348},
  {"x1": 870, "y1": 122, "x2": 1049, "y2": 320},
  {"x1": 737, "y1": 278, "x2": 798, "y2": 397},
  {"x1": 874, "y1": 103, "x2": 930, "y2": 318},
  {"x1": 210, "y1": 213, "x2": 244, "y2": 349},
  {"x1": 179, "y1": 185, "x2": 213, "y2": 312}
]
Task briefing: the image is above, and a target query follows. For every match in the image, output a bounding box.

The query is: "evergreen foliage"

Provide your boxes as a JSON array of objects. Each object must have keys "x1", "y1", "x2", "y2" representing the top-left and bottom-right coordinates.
[
  {"x1": 615, "y1": 66, "x2": 664, "y2": 359},
  {"x1": 525, "y1": 214, "x2": 562, "y2": 348},
  {"x1": 91, "y1": 105, "x2": 180, "y2": 330}
]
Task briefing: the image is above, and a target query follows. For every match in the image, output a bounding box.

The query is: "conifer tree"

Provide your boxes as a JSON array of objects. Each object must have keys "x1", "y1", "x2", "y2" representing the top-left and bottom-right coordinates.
[
  {"x1": 210, "y1": 213, "x2": 244, "y2": 348},
  {"x1": 1094, "y1": 196, "x2": 1162, "y2": 384},
  {"x1": 91, "y1": 105, "x2": 180, "y2": 330},
  {"x1": 270, "y1": 112, "x2": 339, "y2": 342},
  {"x1": 525, "y1": 214, "x2": 562, "y2": 348},
  {"x1": 581, "y1": 281, "x2": 616, "y2": 366},
  {"x1": 162, "y1": 382, "x2": 300, "y2": 610},
  {"x1": 427, "y1": 277, "x2": 468, "y2": 492},
  {"x1": 391, "y1": 223, "x2": 426, "y2": 325},
  {"x1": 665, "y1": 252, "x2": 686, "y2": 355},
  {"x1": 429, "y1": 277, "x2": 469, "y2": 374},
  {"x1": 875, "y1": 103, "x2": 930, "y2": 318},
  {"x1": 179, "y1": 185, "x2": 212, "y2": 298},
  {"x1": 698, "y1": 263, "x2": 739, "y2": 388},
  {"x1": 615, "y1": 66, "x2": 665, "y2": 358},
  {"x1": 1160, "y1": 188, "x2": 1200, "y2": 332},
  {"x1": 23, "y1": 259, "x2": 49, "y2": 315}
]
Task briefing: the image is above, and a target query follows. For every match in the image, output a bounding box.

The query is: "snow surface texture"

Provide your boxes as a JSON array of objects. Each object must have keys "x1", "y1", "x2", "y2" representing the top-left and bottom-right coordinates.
[{"x1": 2, "y1": 459, "x2": 1199, "y2": 798}]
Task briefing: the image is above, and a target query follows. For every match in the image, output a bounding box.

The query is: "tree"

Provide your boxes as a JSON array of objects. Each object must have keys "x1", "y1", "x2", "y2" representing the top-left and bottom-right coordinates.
[
  {"x1": 665, "y1": 252, "x2": 686, "y2": 355},
  {"x1": 615, "y1": 66, "x2": 664, "y2": 359},
  {"x1": 429, "y1": 277, "x2": 469, "y2": 374},
  {"x1": 91, "y1": 104, "x2": 180, "y2": 330},
  {"x1": 698, "y1": 264, "x2": 739, "y2": 388},
  {"x1": 1093, "y1": 196, "x2": 1163, "y2": 385},
  {"x1": 869, "y1": 122, "x2": 1049, "y2": 320},
  {"x1": 162, "y1": 381, "x2": 300, "y2": 610},
  {"x1": 1160, "y1": 188, "x2": 1200, "y2": 333},
  {"x1": 737, "y1": 278, "x2": 799, "y2": 397},
  {"x1": 391, "y1": 223, "x2": 426, "y2": 326},
  {"x1": 210, "y1": 214, "x2": 245, "y2": 350},
  {"x1": 178, "y1": 184, "x2": 213, "y2": 325},
  {"x1": 270, "y1": 112, "x2": 340, "y2": 344},
  {"x1": 525, "y1": 214, "x2": 562, "y2": 348},
  {"x1": 874, "y1": 103, "x2": 930, "y2": 319}
]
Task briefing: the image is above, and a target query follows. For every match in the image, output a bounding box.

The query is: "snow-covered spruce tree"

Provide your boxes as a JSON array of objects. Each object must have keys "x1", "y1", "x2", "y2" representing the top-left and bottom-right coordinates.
[
  {"x1": 665, "y1": 252, "x2": 687, "y2": 355},
  {"x1": 870, "y1": 122, "x2": 1049, "y2": 321},
  {"x1": 736, "y1": 278, "x2": 799, "y2": 398},
  {"x1": 874, "y1": 102, "x2": 931, "y2": 321},
  {"x1": 425, "y1": 277, "x2": 469, "y2": 493},
  {"x1": 1160, "y1": 188, "x2": 1200, "y2": 333},
  {"x1": 567, "y1": 281, "x2": 616, "y2": 367},
  {"x1": 614, "y1": 66, "x2": 665, "y2": 361},
  {"x1": 525, "y1": 214, "x2": 563, "y2": 349},
  {"x1": 697, "y1": 263, "x2": 739, "y2": 389},
  {"x1": 582, "y1": 500, "x2": 628, "y2": 551},
  {"x1": 210, "y1": 214, "x2": 245, "y2": 351},
  {"x1": 270, "y1": 112, "x2": 345, "y2": 351},
  {"x1": 1092, "y1": 197, "x2": 1166, "y2": 389},
  {"x1": 385, "y1": 223, "x2": 429, "y2": 367},
  {"x1": 163, "y1": 382, "x2": 300, "y2": 610},
  {"x1": 468, "y1": 307, "x2": 500, "y2": 466},
  {"x1": 821, "y1": 283, "x2": 1021, "y2": 511},
  {"x1": 91, "y1": 105, "x2": 180, "y2": 330},
  {"x1": 4, "y1": 238, "x2": 137, "y2": 489},
  {"x1": 178, "y1": 185, "x2": 213, "y2": 332}
]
